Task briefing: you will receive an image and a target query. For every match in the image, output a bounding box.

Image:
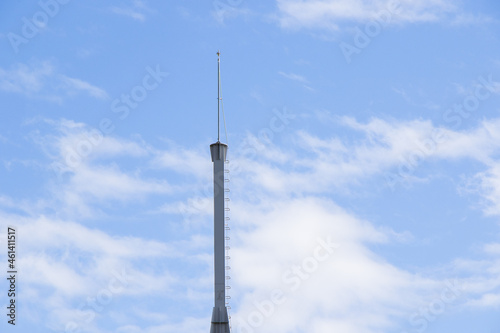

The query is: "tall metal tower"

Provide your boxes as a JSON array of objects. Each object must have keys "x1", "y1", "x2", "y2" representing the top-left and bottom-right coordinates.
[{"x1": 210, "y1": 51, "x2": 231, "y2": 333}]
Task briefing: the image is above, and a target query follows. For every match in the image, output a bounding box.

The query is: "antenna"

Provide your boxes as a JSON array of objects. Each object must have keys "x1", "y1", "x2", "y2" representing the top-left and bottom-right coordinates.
[
  {"x1": 217, "y1": 51, "x2": 229, "y2": 145},
  {"x1": 217, "y1": 50, "x2": 221, "y2": 142}
]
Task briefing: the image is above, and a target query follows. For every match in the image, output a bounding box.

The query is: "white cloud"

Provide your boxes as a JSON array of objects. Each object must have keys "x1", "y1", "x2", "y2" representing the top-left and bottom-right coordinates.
[
  {"x1": 155, "y1": 197, "x2": 212, "y2": 221},
  {"x1": 228, "y1": 116, "x2": 500, "y2": 198},
  {"x1": 278, "y1": 71, "x2": 309, "y2": 84},
  {"x1": 27, "y1": 119, "x2": 173, "y2": 217},
  {"x1": 29, "y1": 114, "x2": 500, "y2": 221},
  {"x1": 59, "y1": 163, "x2": 171, "y2": 206},
  {"x1": 484, "y1": 243, "x2": 500, "y2": 255},
  {"x1": 0, "y1": 211, "x2": 189, "y2": 330},
  {"x1": 152, "y1": 144, "x2": 211, "y2": 179},
  {"x1": 93, "y1": 136, "x2": 149, "y2": 159},
  {"x1": 5, "y1": 114, "x2": 500, "y2": 331},
  {"x1": 0, "y1": 61, "x2": 53, "y2": 94},
  {"x1": 231, "y1": 117, "x2": 438, "y2": 194},
  {"x1": 0, "y1": 61, "x2": 108, "y2": 101},
  {"x1": 111, "y1": 7, "x2": 146, "y2": 21},
  {"x1": 22, "y1": 216, "x2": 173, "y2": 259},
  {"x1": 278, "y1": 71, "x2": 315, "y2": 90},
  {"x1": 449, "y1": 12, "x2": 496, "y2": 26},
  {"x1": 276, "y1": 0, "x2": 462, "y2": 31},
  {"x1": 229, "y1": 197, "x2": 443, "y2": 332},
  {"x1": 465, "y1": 164, "x2": 500, "y2": 216},
  {"x1": 0, "y1": 209, "x2": 184, "y2": 330},
  {"x1": 467, "y1": 293, "x2": 500, "y2": 307},
  {"x1": 435, "y1": 123, "x2": 500, "y2": 163},
  {"x1": 110, "y1": 0, "x2": 153, "y2": 22},
  {"x1": 21, "y1": 254, "x2": 91, "y2": 296},
  {"x1": 40, "y1": 118, "x2": 148, "y2": 161},
  {"x1": 211, "y1": 2, "x2": 250, "y2": 24},
  {"x1": 215, "y1": 116, "x2": 500, "y2": 331},
  {"x1": 59, "y1": 75, "x2": 109, "y2": 100},
  {"x1": 452, "y1": 244, "x2": 500, "y2": 310}
]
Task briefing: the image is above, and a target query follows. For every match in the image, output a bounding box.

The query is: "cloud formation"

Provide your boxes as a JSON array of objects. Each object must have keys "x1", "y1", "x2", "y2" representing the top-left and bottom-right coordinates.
[
  {"x1": 2, "y1": 115, "x2": 500, "y2": 332},
  {"x1": 0, "y1": 61, "x2": 108, "y2": 102},
  {"x1": 276, "y1": 0, "x2": 464, "y2": 30}
]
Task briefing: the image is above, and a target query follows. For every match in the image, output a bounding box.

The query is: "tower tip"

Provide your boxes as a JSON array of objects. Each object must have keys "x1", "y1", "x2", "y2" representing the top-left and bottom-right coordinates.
[
  {"x1": 215, "y1": 49, "x2": 228, "y2": 146},
  {"x1": 217, "y1": 50, "x2": 221, "y2": 142}
]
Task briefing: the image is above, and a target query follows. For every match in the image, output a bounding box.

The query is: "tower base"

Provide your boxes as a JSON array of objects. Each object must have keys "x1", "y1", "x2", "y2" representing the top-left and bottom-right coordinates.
[{"x1": 210, "y1": 306, "x2": 230, "y2": 333}]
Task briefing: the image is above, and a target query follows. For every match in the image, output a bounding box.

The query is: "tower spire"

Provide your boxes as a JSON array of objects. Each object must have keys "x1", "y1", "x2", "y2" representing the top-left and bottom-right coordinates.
[
  {"x1": 217, "y1": 50, "x2": 221, "y2": 142},
  {"x1": 210, "y1": 51, "x2": 230, "y2": 333}
]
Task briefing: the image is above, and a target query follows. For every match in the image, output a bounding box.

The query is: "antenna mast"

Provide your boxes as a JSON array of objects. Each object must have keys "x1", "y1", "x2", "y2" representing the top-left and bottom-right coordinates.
[{"x1": 217, "y1": 50, "x2": 221, "y2": 142}]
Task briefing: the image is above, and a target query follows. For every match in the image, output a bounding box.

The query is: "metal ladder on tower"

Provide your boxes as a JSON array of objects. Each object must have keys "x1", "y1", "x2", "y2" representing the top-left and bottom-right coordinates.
[{"x1": 224, "y1": 159, "x2": 232, "y2": 330}]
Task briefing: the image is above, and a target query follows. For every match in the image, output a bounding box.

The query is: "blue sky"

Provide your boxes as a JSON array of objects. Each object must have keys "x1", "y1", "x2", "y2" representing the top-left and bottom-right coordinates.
[{"x1": 1, "y1": 0, "x2": 500, "y2": 332}]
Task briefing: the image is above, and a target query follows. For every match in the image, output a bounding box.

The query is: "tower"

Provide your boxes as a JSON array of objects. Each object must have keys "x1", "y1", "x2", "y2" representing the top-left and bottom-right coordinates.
[{"x1": 210, "y1": 51, "x2": 231, "y2": 333}]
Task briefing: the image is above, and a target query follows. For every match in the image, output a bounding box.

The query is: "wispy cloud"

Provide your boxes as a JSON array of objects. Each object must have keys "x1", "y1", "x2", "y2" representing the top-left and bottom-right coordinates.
[
  {"x1": 278, "y1": 71, "x2": 309, "y2": 84},
  {"x1": 0, "y1": 61, "x2": 53, "y2": 94},
  {"x1": 0, "y1": 212, "x2": 178, "y2": 331},
  {"x1": 0, "y1": 61, "x2": 108, "y2": 102},
  {"x1": 110, "y1": 0, "x2": 152, "y2": 22},
  {"x1": 28, "y1": 119, "x2": 171, "y2": 217},
  {"x1": 463, "y1": 164, "x2": 500, "y2": 216},
  {"x1": 111, "y1": 6, "x2": 145, "y2": 21},
  {"x1": 59, "y1": 75, "x2": 108, "y2": 100},
  {"x1": 278, "y1": 71, "x2": 315, "y2": 91},
  {"x1": 211, "y1": 2, "x2": 250, "y2": 24},
  {"x1": 57, "y1": 163, "x2": 172, "y2": 213},
  {"x1": 151, "y1": 143, "x2": 210, "y2": 179},
  {"x1": 276, "y1": 0, "x2": 468, "y2": 31}
]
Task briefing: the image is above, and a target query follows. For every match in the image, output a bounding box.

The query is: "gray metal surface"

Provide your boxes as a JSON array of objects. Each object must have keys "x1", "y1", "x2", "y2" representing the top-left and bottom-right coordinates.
[{"x1": 210, "y1": 142, "x2": 230, "y2": 333}]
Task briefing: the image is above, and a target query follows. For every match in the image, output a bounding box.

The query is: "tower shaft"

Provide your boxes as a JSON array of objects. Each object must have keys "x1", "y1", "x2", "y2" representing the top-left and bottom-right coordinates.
[{"x1": 210, "y1": 142, "x2": 230, "y2": 333}]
